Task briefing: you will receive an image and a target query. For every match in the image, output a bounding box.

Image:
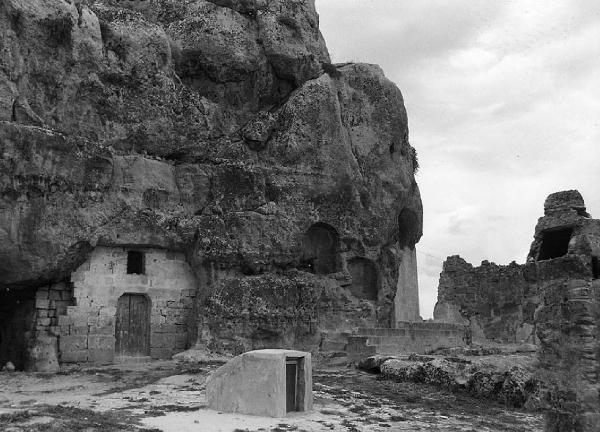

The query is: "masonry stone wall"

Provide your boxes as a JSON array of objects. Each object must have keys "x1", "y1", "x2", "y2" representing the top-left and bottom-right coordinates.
[
  {"x1": 536, "y1": 277, "x2": 600, "y2": 431},
  {"x1": 59, "y1": 246, "x2": 197, "y2": 364},
  {"x1": 434, "y1": 256, "x2": 539, "y2": 343}
]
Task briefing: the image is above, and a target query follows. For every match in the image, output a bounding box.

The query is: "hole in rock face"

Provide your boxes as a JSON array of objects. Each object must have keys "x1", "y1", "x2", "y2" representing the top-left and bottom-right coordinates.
[
  {"x1": 303, "y1": 223, "x2": 340, "y2": 275},
  {"x1": 127, "y1": 250, "x2": 145, "y2": 274},
  {"x1": 398, "y1": 209, "x2": 420, "y2": 248},
  {"x1": 592, "y1": 257, "x2": 599, "y2": 279},
  {"x1": 537, "y1": 228, "x2": 573, "y2": 261},
  {"x1": 347, "y1": 257, "x2": 378, "y2": 300},
  {"x1": 0, "y1": 287, "x2": 37, "y2": 370}
]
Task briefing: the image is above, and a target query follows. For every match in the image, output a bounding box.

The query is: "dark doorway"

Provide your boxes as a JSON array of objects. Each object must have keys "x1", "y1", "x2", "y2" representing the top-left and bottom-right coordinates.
[
  {"x1": 592, "y1": 257, "x2": 599, "y2": 279},
  {"x1": 127, "y1": 251, "x2": 145, "y2": 274},
  {"x1": 286, "y1": 357, "x2": 305, "y2": 412},
  {"x1": 537, "y1": 228, "x2": 572, "y2": 261},
  {"x1": 347, "y1": 257, "x2": 378, "y2": 300},
  {"x1": 0, "y1": 287, "x2": 36, "y2": 370},
  {"x1": 303, "y1": 223, "x2": 340, "y2": 274},
  {"x1": 115, "y1": 294, "x2": 150, "y2": 357}
]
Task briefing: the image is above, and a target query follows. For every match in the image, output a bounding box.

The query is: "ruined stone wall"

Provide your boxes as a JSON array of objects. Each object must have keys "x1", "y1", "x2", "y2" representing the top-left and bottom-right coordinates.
[
  {"x1": 535, "y1": 269, "x2": 600, "y2": 431},
  {"x1": 434, "y1": 256, "x2": 539, "y2": 343},
  {"x1": 60, "y1": 247, "x2": 196, "y2": 364},
  {"x1": 434, "y1": 191, "x2": 600, "y2": 431}
]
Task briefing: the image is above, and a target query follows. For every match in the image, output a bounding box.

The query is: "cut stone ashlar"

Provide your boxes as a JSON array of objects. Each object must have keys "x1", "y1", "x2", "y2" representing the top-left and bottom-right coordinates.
[{"x1": 206, "y1": 349, "x2": 313, "y2": 417}]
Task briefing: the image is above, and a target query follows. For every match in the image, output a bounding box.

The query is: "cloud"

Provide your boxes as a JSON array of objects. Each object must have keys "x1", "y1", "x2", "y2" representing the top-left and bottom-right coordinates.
[{"x1": 317, "y1": 0, "x2": 600, "y2": 319}]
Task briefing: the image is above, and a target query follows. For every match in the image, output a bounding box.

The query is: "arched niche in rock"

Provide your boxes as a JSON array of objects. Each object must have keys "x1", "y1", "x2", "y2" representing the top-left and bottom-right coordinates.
[
  {"x1": 302, "y1": 223, "x2": 340, "y2": 275},
  {"x1": 347, "y1": 257, "x2": 378, "y2": 301}
]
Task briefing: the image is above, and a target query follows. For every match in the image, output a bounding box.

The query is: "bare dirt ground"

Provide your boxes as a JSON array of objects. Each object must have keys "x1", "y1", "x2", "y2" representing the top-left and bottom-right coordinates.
[{"x1": 0, "y1": 360, "x2": 544, "y2": 432}]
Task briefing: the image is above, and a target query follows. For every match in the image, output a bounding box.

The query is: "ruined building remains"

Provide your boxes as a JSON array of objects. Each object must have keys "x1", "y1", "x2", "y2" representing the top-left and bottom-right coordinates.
[
  {"x1": 0, "y1": 0, "x2": 422, "y2": 370},
  {"x1": 435, "y1": 190, "x2": 600, "y2": 431}
]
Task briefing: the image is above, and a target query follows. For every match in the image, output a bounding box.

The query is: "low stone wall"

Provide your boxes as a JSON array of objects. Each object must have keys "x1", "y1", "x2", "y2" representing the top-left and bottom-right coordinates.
[{"x1": 347, "y1": 322, "x2": 467, "y2": 358}]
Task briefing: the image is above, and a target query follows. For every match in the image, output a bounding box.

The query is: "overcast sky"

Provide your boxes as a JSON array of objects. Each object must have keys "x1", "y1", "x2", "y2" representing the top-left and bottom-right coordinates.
[{"x1": 316, "y1": 0, "x2": 600, "y2": 318}]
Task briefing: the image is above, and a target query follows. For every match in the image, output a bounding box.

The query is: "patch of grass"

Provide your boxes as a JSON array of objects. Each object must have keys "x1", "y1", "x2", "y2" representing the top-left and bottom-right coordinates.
[
  {"x1": 0, "y1": 405, "x2": 161, "y2": 432},
  {"x1": 149, "y1": 404, "x2": 204, "y2": 413},
  {"x1": 0, "y1": 410, "x2": 34, "y2": 425}
]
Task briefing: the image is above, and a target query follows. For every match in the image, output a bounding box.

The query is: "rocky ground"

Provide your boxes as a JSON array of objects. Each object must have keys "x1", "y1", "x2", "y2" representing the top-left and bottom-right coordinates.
[{"x1": 0, "y1": 359, "x2": 543, "y2": 432}]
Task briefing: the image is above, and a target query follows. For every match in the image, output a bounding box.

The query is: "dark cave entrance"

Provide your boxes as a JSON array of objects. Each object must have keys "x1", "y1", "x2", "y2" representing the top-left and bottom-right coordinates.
[
  {"x1": 347, "y1": 257, "x2": 378, "y2": 300},
  {"x1": 302, "y1": 223, "x2": 340, "y2": 275},
  {"x1": 592, "y1": 256, "x2": 599, "y2": 279},
  {"x1": 537, "y1": 228, "x2": 572, "y2": 261},
  {"x1": 0, "y1": 287, "x2": 37, "y2": 370}
]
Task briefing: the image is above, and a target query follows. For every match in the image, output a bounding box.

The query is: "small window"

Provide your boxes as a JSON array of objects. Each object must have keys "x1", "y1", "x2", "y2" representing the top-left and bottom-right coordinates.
[
  {"x1": 127, "y1": 251, "x2": 145, "y2": 274},
  {"x1": 592, "y1": 257, "x2": 599, "y2": 279}
]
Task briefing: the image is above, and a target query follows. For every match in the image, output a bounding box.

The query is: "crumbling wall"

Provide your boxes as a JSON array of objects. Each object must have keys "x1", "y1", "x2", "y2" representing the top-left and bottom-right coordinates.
[{"x1": 434, "y1": 257, "x2": 539, "y2": 343}]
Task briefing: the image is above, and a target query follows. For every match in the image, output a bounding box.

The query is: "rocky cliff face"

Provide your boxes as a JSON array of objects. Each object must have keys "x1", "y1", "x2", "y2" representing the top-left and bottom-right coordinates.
[{"x1": 0, "y1": 0, "x2": 422, "y2": 354}]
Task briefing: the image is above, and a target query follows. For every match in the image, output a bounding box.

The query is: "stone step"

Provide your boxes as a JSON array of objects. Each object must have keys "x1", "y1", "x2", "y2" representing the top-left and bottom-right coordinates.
[
  {"x1": 355, "y1": 328, "x2": 409, "y2": 336},
  {"x1": 363, "y1": 336, "x2": 412, "y2": 345}
]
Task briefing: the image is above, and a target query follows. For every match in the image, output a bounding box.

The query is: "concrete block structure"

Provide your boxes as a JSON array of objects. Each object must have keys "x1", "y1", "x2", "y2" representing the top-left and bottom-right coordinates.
[{"x1": 206, "y1": 349, "x2": 313, "y2": 417}]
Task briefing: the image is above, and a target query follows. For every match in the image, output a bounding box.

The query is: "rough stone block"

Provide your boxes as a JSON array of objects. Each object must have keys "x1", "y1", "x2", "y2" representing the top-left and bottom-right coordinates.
[
  {"x1": 151, "y1": 333, "x2": 172, "y2": 348},
  {"x1": 100, "y1": 306, "x2": 117, "y2": 316},
  {"x1": 36, "y1": 290, "x2": 49, "y2": 300},
  {"x1": 88, "y1": 349, "x2": 114, "y2": 365},
  {"x1": 60, "y1": 335, "x2": 88, "y2": 352},
  {"x1": 36, "y1": 299, "x2": 50, "y2": 309},
  {"x1": 151, "y1": 324, "x2": 177, "y2": 334},
  {"x1": 321, "y1": 340, "x2": 347, "y2": 351},
  {"x1": 70, "y1": 326, "x2": 90, "y2": 335},
  {"x1": 49, "y1": 290, "x2": 62, "y2": 300},
  {"x1": 88, "y1": 335, "x2": 115, "y2": 350},
  {"x1": 150, "y1": 348, "x2": 172, "y2": 359},
  {"x1": 57, "y1": 315, "x2": 73, "y2": 326},
  {"x1": 37, "y1": 318, "x2": 51, "y2": 326},
  {"x1": 60, "y1": 350, "x2": 89, "y2": 363}
]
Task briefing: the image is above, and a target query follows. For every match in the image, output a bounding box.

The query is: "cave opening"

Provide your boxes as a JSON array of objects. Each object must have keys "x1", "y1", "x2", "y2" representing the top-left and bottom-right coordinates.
[
  {"x1": 347, "y1": 257, "x2": 378, "y2": 300},
  {"x1": 592, "y1": 256, "x2": 599, "y2": 279},
  {"x1": 537, "y1": 228, "x2": 572, "y2": 261},
  {"x1": 0, "y1": 287, "x2": 37, "y2": 371},
  {"x1": 302, "y1": 223, "x2": 340, "y2": 275}
]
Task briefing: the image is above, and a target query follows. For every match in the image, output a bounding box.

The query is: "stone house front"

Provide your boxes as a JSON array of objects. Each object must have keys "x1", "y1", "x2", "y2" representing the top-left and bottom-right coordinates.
[{"x1": 58, "y1": 246, "x2": 197, "y2": 364}]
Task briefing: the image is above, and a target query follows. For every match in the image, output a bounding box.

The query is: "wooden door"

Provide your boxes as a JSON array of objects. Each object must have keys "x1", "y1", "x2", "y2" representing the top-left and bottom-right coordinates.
[
  {"x1": 286, "y1": 360, "x2": 298, "y2": 412},
  {"x1": 115, "y1": 294, "x2": 150, "y2": 356}
]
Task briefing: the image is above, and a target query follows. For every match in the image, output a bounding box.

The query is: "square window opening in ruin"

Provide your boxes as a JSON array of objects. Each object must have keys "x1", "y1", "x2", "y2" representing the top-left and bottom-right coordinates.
[
  {"x1": 127, "y1": 250, "x2": 145, "y2": 274},
  {"x1": 592, "y1": 256, "x2": 599, "y2": 279},
  {"x1": 286, "y1": 357, "x2": 306, "y2": 412},
  {"x1": 537, "y1": 228, "x2": 573, "y2": 261}
]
